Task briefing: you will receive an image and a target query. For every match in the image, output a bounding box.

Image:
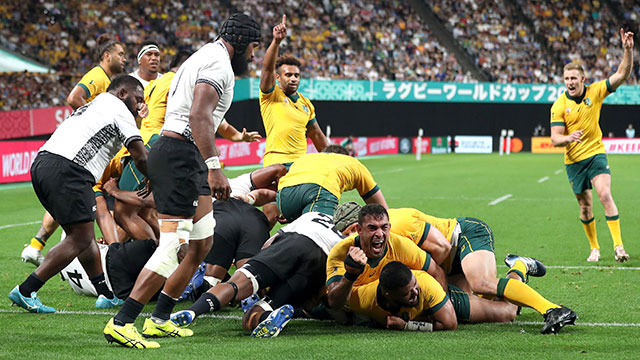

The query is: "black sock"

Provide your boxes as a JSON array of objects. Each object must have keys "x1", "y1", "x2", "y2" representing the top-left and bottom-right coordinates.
[
  {"x1": 114, "y1": 298, "x2": 144, "y2": 326},
  {"x1": 190, "y1": 292, "x2": 220, "y2": 316},
  {"x1": 20, "y1": 273, "x2": 45, "y2": 297},
  {"x1": 89, "y1": 273, "x2": 114, "y2": 299},
  {"x1": 151, "y1": 292, "x2": 177, "y2": 322}
]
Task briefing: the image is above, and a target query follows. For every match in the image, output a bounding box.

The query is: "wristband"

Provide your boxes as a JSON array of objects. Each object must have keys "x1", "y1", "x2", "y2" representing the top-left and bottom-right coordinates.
[
  {"x1": 246, "y1": 193, "x2": 256, "y2": 205},
  {"x1": 205, "y1": 156, "x2": 221, "y2": 170},
  {"x1": 344, "y1": 254, "x2": 366, "y2": 271},
  {"x1": 344, "y1": 272, "x2": 360, "y2": 282},
  {"x1": 404, "y1": 321, "x2": 433, "y2": 332}
]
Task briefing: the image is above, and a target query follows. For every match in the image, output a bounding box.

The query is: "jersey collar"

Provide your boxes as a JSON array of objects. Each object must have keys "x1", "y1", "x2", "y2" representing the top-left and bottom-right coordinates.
[
  {"x1": 285, "y1": 90, "x2": 300, "y2": 103},
  {"x1": 98, "y1": 65, "x2": 111, "y2": 80}
]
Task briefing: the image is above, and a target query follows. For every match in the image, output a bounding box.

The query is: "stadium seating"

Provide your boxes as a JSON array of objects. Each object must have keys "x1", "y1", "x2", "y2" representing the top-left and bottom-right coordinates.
[{"x1": 0, "y1": 0, "x2": 637, "y2": 110}]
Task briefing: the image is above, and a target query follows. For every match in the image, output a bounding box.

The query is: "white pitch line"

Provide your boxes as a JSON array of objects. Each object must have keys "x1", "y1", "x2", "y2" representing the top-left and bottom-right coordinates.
[
  {"x1": 511, "y1": 321, "x2": 640, "y2": 328},
  {"x1": 488, "y1": 194, "x2": 512, "y2": 206},
  {"x1": 0, "y1": 309, "x2": 637, "y2": 327},
  {"x1": 0, "y1": 220, "x2": 40, "y2": 230},
  {"x1": 497, "y1": 264, "x2": 640, "y2": 270},
  {"x1": 555, "y1": 169, "x2": 563, "y2": 175},
  {"x1": 537, "y1": 176, "x2": 549, "y2": 183}
]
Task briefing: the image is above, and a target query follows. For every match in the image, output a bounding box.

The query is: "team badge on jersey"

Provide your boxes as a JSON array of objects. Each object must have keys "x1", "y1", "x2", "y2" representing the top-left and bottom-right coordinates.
[
  {"x1": 565, "y1": 107, "x2": 571, "y2": 114},
  {"x1": 583, "y1": 98, "x2": 591, "y2": 105},
  {"x1": 302, "y1": 105, "x2": 309, "y2": 113}
]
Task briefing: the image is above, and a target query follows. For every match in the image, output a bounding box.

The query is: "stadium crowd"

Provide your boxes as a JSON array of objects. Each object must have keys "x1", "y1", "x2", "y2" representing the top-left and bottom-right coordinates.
[
  {"x1": 1, "y1": 0, "x2": 639, "y2": 110},
  {"x1": 430, "y1": 0, "x2": 563, "y2": 83}
]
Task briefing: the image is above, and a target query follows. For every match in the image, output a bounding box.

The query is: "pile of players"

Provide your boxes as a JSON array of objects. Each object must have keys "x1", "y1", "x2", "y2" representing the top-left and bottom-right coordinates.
[{"x1": 11, "y1": 12, "x2": 635, "y2": 349}]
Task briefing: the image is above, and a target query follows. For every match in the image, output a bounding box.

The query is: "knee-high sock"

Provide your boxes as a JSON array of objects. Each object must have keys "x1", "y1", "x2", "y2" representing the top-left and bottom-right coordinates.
[
  {"x1": 497, "y1": 278, "x2": 560, "y2": 315},
  {"x1": 581, "y1": 217, "x2": 599, "y2": 250},
  {"x1": 605, "y1": 215, "x2": 623, "y2": 248}
]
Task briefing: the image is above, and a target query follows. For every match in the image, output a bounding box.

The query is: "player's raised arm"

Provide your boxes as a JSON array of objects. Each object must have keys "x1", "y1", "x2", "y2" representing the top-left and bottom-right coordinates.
[
  {"x1": 260, "y1": 15, "x2": 287, "y2": 92},
  {"x1": 608, "y1": 28, "x2": 634, "y2": 91}
]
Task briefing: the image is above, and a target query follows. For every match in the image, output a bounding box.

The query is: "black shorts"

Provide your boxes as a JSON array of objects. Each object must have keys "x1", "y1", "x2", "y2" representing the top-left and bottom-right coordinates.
[
  {"x1": 147, "y1": 136, "x2": 210, "y2": 216},
  {"x1": 106, "y1": 239, "x2": 157, "y2": 300},
  {"x1": 243, "y1": 232, "x2": 327, "y2": 308},
  {"x1": 204, "y1": 198, "x2": 270, "y2": 268},
  {"x1": 31, "y1": 151, "x2": 96, "y2": 225}
]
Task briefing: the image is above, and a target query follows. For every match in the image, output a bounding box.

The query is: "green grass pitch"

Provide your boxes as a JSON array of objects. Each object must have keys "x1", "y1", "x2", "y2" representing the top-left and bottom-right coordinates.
[{"x1": 0, "y1": 153, "x2": 638, "y2": 359}]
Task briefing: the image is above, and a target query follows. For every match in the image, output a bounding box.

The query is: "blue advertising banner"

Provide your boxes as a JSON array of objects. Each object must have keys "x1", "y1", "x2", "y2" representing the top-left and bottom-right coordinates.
[{"x1": 233, "y1": 78, "x2": 640, "y2": 104}]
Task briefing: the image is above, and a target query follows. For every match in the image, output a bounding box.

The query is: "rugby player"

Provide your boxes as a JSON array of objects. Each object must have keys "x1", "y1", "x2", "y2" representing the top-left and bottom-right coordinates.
[
  {"x1": 114, "y1": 50, "x2": 193, "y2": 241},
  {"x1": 334, "y1": 202, "x2": 577, "y2": 334},
  {"x1": 259, "y1": 15, "x2": 329, "y2": 225},
  {"x1": 276, "y1": 145, "x2": 387, "y2": 222},
  {"x1": 130, "y1": 40, "x2": 163, "y2": 89},
  {"x1": 9, "y1": 75, "x2": 148, "y2": 314},
  {"x1": 103, "y1": 13, "x2": 262, "y2": 349},
  {"x1": 67, "y1": 34, "x2": 126, "y2": 109},
  {"x1": 21, "y1": 34, "x2": 127, "y2": 265},
  {"x1": 170, "y1": 211, "x2": 343, "y2": 338},
  {"x1": 550, "y1": 28, "x2": 633, "y2": 263},
  {"x1": 325, "y1": 205, "x2": 446, "y2": 313},
  {"x1": 350, "y1": 262, "x2": 517, "y2": 331}
]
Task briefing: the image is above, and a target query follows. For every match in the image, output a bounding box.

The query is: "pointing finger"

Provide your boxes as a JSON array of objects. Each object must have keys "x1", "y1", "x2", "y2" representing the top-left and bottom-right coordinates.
[{"x1": 282, "y1": 14, "x2": 286, "y2": 25}]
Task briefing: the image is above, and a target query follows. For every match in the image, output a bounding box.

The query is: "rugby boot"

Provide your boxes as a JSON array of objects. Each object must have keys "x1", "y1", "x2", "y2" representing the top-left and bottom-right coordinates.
[
  {"x1": 104, "y1": 318, "x2": 160, "y2": 349},
  {"x1": 586, "y1": 248, "x2": 600, "y2": 262},
  {"x1": 241, "y1": 294, "x2": 260, "y2": 313},
  {"x1": 21, "y1": 245, "x2": 44, "y2": 266},
  {"x1": 614, "y1": 245, "x2": 629, "y2": 263},
  {"x1": 170, "y1": 310, "x2": 196, "y2": 327},
  {"x1": 96, "y1": 294, "x2": 124, "y2": 309},
  {"x1": 505, "y1": 254, "x2": 546, "y2": 282},
  {"x1": 541, "y1": 306, "x2": 577, "y2": 334},
  {"x1": 251, "y1": 304, "x2": 294, "y2": 338},
  {"x1": 142, "y1": 318, "x2": 193, "y2": 338},
  {"x1": 8, "y1": 285, "x2": 55, "y2": 313}
]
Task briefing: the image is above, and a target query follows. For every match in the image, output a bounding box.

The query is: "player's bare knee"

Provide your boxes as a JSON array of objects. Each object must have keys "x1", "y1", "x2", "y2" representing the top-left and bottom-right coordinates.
[{"x1": 468, "y1": 278, "x2": 497, "y2": 296}]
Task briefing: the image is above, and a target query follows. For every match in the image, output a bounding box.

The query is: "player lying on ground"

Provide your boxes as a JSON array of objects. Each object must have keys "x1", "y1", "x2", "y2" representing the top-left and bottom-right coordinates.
[
  {"x1": 333, "y1": 202, "x2": 578, "y2": 335},
  {"x1": 170, "y1": 212, "x2": 343, "y2": 338},
  {"x1": 349, "y1": 261, "x2": 518, "y2": 331}
]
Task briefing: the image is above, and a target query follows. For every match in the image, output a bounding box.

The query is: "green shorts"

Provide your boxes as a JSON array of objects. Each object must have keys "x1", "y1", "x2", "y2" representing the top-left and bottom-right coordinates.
[
  {"x1": 565, "y1": 153, "x2": 611, "y2": 194},
  {"x1": 448, "y1": 284, "x2": 470, "y2": 323},
  {"x1": 449, "y1": 217, "x2": 495, "y2": 275},
  {"x1": 119, "y1": 134, "x2": 160, "y2": 191},
  {"x1": 276, "y1": 183, "x2": 339, "y2": 220}
]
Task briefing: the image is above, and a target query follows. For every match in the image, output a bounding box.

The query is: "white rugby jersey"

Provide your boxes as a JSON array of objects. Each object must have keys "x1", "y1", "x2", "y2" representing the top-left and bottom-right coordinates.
[
  {"x1": 229, "y1": 172, "x2": 254, "y2": 197},
  {"x1": 163, "y1": 40, "x2": 235, "y2": 143},
  {"x1": 60, "y1": 243, "x2": 111, "y2": 297},
  {"x1": 40, "y1": 93, "x2": 142, "y2": 182},
  {"x1": 279, "y1": 212, "x2": 344, "y2": 255},
  {"x1": 129, "y1": 70, "x2": 163, "y2": 89}
]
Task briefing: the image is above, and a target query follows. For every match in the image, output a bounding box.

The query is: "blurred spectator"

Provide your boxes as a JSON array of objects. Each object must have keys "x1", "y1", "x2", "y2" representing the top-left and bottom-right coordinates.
[
  {"x1": 430, "y1": 0, "x2": 562, "y2": 83},
  {"x1": 626, "y1": 123, "x2": 635, "y2": 138}
]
